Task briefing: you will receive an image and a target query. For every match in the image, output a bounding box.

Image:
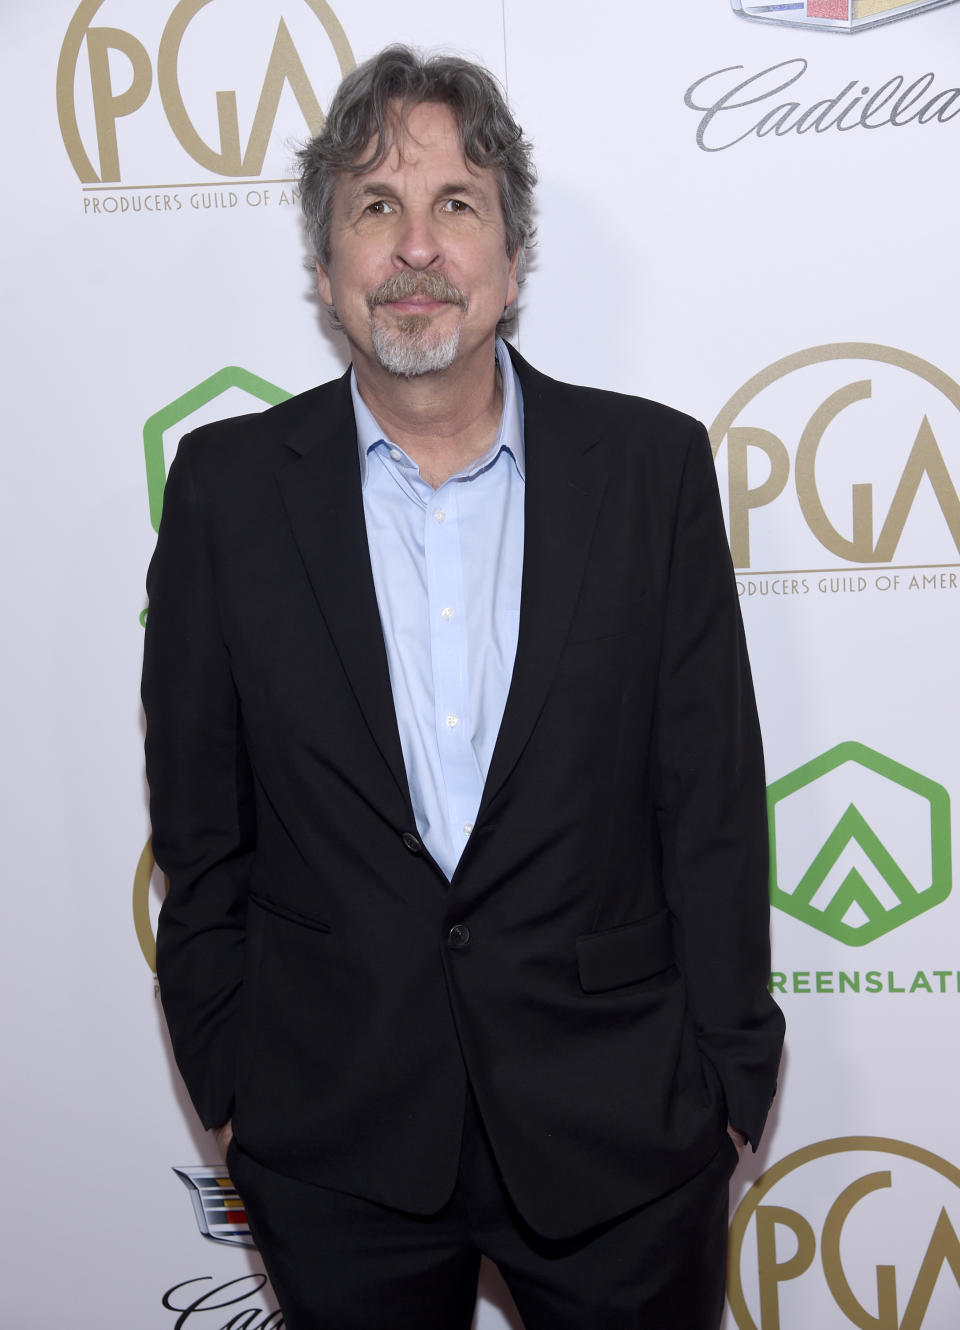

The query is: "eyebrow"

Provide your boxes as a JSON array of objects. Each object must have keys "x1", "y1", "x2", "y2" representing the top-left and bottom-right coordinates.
[
  {"x1": 344, "y1": 178, "x2": 490, "y2": 208},
  {"x1": 434, "y1": 180, "x2": 486, "y2": 200},
  {"x1": 345, "y1": 181, "x2": 395, "y2": 207}
]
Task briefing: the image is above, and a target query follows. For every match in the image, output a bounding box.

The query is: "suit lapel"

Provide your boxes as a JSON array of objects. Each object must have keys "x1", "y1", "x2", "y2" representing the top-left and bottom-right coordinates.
[
  {"x1": 477, "y1": 349, "x2": 608, "y2": 823},
  {"x1": 273, "y1": 353, "x2": 607, "y2": 838},
  {"x1": 275, "y1": 372, "x2": 412, "y2": 815}
]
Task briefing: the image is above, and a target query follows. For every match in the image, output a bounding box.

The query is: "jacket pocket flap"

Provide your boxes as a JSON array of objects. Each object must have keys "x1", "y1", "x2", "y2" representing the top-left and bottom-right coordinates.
[
  {"x1": 576, "y1": 909, "x2": 673, "y2": 993},
  {"x1": 249, "y1": 891, "x2": 332, "y2": 933}
]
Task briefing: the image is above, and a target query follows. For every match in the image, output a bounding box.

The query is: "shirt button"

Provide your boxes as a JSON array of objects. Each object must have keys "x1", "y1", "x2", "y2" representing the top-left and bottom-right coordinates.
[
  {"x1": 463, "y1": 823, "x2": 474, "y2": 835},
  {"x1": 389, "y1": 448, "x2": 402, "y2": 461},
  {"x1": 445, "y1": 714, "x2": 459, "y2": 728},
  {"x1": 440, "y1": 606, "x2": 454, "y2": 620},
  {"x1": 447, "y1": 924, "x2": 471, "y2": 949},
  {"x1": 401, "y1": 832, "x2": 422, "y2": 854},
  {"x1": 433, "y1": 509, "x2": 446, "y2": 524}
]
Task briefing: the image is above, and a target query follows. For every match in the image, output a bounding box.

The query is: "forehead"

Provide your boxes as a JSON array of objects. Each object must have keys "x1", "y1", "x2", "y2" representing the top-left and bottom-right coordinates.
[{"x1": 352, "y1": 100, "x2": 494, "y2": 190}]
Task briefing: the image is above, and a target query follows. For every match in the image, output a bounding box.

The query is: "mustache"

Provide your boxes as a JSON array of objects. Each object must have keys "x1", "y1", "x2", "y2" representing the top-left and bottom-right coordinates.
[{"x1": 366, "y1": 271, "x2": 468, "y2": 311}]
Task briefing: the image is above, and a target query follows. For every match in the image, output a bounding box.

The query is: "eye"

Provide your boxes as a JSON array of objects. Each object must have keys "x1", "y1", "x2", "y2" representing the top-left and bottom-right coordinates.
[
  {"x1": 363, "y1": 200, "x2": 393, "y2": 216},
  {"x1": 442, "y1": 198, "x2": 472, "y2": 214}
]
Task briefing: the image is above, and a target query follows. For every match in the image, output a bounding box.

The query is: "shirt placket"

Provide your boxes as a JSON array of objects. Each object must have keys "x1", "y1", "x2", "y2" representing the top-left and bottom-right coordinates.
[{"x1": 423, "y1": 482, "x2": 479, "y2": 857}]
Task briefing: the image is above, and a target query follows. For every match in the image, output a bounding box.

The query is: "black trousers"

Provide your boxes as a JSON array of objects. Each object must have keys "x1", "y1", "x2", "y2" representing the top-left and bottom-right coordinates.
[{"x1": 228, "y1": 1091, "x2": 738, "y2": 1330}]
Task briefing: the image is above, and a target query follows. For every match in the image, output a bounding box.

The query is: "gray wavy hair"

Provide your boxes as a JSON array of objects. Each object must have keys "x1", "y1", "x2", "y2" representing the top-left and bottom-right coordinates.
[{"x1": 297, "y1": 45, "x2": 536, "y2": 277}]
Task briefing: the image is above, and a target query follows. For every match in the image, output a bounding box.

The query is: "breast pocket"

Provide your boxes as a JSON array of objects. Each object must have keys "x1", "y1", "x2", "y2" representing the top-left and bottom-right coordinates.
[{"x1": 564, "y1": 593, "x2": 651, "y2": 645}]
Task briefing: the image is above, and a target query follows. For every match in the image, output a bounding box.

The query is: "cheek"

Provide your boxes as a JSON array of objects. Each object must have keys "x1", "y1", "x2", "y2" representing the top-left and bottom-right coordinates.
[
  {"x1": 475, "y1": 246, "x2": 517, "y2": 304},
  {"x1": 318, "y1": 248, "x2": 378, "y2": 310}
]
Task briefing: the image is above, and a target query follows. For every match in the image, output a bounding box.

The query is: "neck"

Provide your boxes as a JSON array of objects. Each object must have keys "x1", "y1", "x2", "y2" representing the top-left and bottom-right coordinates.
[{"x1": 352, "y1": 336, "x2": 504, "y2": 488}]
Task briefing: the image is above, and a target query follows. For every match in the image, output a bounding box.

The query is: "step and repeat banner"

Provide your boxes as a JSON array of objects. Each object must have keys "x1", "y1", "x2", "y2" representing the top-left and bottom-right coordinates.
[{"x1": 2, "y1": 1, "x2": 958, "y2": 1326}]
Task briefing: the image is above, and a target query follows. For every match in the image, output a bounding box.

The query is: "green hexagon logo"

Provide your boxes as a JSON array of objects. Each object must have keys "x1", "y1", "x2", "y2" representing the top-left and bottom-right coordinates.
[
  {"x1": 767, "y1": 742, "x2": 952, "y2": 945},
  {"x1": 143, "y1": 366, "x2": 291, "y2": 533}
]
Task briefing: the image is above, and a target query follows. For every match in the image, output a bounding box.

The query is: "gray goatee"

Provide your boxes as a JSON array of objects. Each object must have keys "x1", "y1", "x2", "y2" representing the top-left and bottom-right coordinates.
[{"x1": 366, "y1": 272, "x2": 468, "y2": 378}]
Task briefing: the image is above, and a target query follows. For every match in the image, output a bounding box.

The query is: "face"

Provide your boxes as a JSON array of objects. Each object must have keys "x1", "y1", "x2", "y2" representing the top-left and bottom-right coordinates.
[{"x1": 316, "y1": 101, "x2": 520, "y2": 379}]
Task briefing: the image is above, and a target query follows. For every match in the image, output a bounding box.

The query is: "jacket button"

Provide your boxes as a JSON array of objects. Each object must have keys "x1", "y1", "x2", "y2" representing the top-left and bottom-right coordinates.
[
  {"x1": 447, "y1": 924, "x2": 471, "y2": 949},
  {"x1": 402, "y1": 832, "x2": 422, "y2": 853}
]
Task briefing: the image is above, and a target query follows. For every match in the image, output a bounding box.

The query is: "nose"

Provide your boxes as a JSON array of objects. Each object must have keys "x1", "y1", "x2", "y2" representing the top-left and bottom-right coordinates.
[{"x1": 393, "y1": 207, "x2": 442, "y2": 271}]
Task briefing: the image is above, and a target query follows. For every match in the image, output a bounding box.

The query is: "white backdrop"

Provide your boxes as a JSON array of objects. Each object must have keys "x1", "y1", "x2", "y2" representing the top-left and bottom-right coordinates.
[{"x1": 3, "y1": 2, "x2": 959, "y2": 1326}]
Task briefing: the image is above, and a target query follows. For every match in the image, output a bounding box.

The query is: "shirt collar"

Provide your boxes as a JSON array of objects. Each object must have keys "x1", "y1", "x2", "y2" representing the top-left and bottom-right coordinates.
[{"x1": 352, "y1": 337, "x2": 525, "y2": 488}]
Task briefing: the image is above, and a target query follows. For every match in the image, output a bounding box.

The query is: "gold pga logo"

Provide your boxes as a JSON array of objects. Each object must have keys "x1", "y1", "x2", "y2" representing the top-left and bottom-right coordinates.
[
  {"x1": 133, "y1": 838, "x2": 164, "y2": 975},
  {"x1": 57, "y1": 0, "x2": 354, "y2": 185},
  {"x1": 728, "y1": 1138, "x2": 960, "y2": 1329},
  {"x1": 709, "y1": 345, "x2": 960, "y2": 573}
]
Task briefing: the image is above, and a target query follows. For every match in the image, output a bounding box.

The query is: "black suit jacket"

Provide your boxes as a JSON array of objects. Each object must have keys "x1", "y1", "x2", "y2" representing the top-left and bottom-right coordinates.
[{"x1": 142, "y1": 346, "x2": 784, "y2": 1239}]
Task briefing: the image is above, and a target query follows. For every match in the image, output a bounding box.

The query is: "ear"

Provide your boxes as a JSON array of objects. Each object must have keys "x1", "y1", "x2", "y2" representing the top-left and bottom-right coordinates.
[
  {"x1": 315, "y1": 259, "x2": 333, "y2": 308},
  {"x1": 505, "y1": 248, "x2": 521, "y2": 311}
]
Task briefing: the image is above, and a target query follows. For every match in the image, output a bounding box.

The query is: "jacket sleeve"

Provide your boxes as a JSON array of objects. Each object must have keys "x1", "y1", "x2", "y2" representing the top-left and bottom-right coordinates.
[
  {"x1": 654, "y1": 420, "x2": 784, "y2": 1148},
  {"x1": 141, "y1": 434, "x2": 254, "y2": 1129}
]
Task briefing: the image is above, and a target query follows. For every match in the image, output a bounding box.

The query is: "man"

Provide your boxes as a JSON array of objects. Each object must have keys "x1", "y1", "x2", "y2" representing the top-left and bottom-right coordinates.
[{"x1": 143, "y1": 45, "x2": 784, "y2": 1330}]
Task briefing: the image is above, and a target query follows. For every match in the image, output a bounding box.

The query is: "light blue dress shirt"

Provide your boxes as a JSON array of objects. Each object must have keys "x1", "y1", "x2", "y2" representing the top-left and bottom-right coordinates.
[{"x1": 352, "y1": 338, "x2": 525, "y2": 880}]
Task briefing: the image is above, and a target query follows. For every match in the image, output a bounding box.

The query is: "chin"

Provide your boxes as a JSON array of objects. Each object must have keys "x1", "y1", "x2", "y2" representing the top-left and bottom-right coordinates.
[{"x1": 371, "y1": 323, "x2": 462, "y2": 378}]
